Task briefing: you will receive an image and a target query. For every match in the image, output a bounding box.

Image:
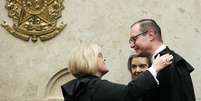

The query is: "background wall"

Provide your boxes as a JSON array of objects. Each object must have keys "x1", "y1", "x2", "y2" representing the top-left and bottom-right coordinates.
[{"x1": 0, "y1": 0, "x2": 201, "y2": 101}]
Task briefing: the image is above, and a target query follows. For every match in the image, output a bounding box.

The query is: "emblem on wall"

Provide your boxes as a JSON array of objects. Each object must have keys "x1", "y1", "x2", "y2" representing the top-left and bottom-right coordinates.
[{"x1": 0, "y1": 0, "x2": 66, "y2": 42}]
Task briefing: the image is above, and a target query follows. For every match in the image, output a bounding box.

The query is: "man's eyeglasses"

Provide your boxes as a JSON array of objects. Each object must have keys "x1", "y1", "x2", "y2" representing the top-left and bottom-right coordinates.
[{"x1": 129, "y1": 31, "x2": 148, "y2": 44}]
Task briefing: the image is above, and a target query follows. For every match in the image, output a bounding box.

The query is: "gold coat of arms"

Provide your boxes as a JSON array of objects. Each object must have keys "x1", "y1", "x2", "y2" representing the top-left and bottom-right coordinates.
[{"x1": 1, "y1": 0, "x2": 66, "y2": 42}]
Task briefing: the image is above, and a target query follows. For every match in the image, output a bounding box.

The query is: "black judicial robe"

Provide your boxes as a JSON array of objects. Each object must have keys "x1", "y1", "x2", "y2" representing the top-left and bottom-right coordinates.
[
  {"x1": 61, "y1": 71, "x2": 157, "y2": 101},
  {"x1": 156, "y1": 47, "x2": 195, "y2": 101}
]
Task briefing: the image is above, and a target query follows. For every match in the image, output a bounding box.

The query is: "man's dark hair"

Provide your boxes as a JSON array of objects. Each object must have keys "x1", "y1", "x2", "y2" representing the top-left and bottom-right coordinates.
[
  {"x1": 131, "y1": 19, "x2": 163, "y2": 42},
  {"x1": 127, "y1": 54, "x2": 152, "y2": 72}
]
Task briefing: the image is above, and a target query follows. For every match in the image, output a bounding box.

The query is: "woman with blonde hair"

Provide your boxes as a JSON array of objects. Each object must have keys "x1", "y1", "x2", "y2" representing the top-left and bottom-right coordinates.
[{"x1": 61, "y1": 43, "x2": 173, "y2": 101}]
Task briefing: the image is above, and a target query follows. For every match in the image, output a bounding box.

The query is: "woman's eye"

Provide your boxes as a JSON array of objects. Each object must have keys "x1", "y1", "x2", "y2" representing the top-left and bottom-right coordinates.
[
  {"x1": 131, "y1": 65, "x2": 137, "y2": 69},
  {"x1": 139, "y1": 64, "x2": 147, "y2": 68}
]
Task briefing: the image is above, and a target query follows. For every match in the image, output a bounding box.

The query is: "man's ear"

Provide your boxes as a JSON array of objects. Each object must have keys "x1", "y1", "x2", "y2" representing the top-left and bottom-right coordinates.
[{"x1": 147, "y1": 31, "x2": 155, "y2": 41}]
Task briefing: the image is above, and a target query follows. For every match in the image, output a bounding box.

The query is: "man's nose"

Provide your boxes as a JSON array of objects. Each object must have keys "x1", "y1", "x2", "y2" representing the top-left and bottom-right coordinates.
[{"x1": 130, "y1": 42, "x2": 135, "y2": 48}]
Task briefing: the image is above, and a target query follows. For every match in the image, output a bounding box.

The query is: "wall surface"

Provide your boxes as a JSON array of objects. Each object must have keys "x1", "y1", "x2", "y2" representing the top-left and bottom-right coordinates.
[{"x1": 0, "y1": 0, "x2": 201, "y2": 101}]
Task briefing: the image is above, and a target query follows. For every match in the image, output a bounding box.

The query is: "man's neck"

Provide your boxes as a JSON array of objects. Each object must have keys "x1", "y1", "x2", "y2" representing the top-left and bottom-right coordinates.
[
  {"x1": 153, "y1": 44, "x2": 167, "y2": 60},
  {"x1": 150, "y1": 42, "x2": 164, "y2": 56},
  {"x1": 148, "y1": 42, "x2": 164, "y2": 61}
]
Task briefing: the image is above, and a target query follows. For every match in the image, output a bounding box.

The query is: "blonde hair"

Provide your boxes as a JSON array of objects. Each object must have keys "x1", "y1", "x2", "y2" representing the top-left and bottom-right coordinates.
[{"x1": 68, "y1": 43, "x2": 102, "y2": 78}]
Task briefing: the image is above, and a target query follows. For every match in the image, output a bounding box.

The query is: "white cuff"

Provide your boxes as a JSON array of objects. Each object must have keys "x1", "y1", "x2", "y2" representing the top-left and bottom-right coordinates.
[{"x1": 147, "y1": 66, "x2": 159, "y2": 85}]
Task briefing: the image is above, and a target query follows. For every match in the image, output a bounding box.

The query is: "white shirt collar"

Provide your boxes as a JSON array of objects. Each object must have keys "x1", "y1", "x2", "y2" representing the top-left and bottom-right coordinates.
[{"x1": 151, "y1": 44, "x2": 167, "y2": 60}]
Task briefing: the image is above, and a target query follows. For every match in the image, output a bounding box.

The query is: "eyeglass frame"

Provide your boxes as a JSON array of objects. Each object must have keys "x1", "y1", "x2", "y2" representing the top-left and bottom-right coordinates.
[{"x1": 129, "y1": 31, "x2": 148, "y2": 44}]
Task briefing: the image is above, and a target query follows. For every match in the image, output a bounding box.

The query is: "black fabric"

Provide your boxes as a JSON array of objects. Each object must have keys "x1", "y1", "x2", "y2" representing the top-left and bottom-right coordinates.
[
  {"x1": 135, "y1": 86, "x2": 159, "y2": 101},
  {"x1": 61, "y1": 71, "x2": 157, "y2": 101},
  {"x1": 61, "y1": 75, "x2": 99, "y2": 101},
  {"x1": 135, "y1": 47, "x2": 195, "y2": 101},
  {"x1": 155, "y1": 47, "x2": 195, "y2": 101}
]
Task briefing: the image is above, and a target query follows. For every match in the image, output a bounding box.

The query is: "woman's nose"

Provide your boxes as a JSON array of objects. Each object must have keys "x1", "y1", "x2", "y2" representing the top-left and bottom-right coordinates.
[{"x1": 136, "y1": 67, "x2": 142, "y2": 72}]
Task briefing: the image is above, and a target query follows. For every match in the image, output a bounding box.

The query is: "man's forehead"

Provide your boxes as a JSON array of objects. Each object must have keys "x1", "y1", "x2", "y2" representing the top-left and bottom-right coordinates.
[
  {"x1": 130, "y1": 24, "x2": 141, "y2": 35},
  {"x1": 131, "y1": 23, "x2": 140, "y2": 29}
]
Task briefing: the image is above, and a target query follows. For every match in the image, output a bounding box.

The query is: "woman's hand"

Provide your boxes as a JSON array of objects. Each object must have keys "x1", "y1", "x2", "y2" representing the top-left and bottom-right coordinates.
[{"x1": 152, "y1": 54, "x2": 173, "y2": 73}]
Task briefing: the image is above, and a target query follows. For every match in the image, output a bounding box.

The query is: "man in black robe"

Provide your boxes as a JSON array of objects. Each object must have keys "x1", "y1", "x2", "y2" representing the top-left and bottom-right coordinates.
[{"x1": 129, "y1": 19, "x2": 195, "y2": 101}]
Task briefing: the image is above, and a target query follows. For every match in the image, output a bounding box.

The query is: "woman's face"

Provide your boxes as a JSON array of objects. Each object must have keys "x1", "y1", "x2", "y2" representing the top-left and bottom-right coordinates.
[
  {"x1": 97, "y1": 52, "x2": 108, "y2": 76},
  {"x1": 130, "y1": 57, "x2": 149, "y2": 79}
]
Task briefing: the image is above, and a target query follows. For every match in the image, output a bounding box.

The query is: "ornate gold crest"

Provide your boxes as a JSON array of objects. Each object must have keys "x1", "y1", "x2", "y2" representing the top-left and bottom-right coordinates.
[{"x1": 0, "y1": 0, "x2": 66, "y2": 42}]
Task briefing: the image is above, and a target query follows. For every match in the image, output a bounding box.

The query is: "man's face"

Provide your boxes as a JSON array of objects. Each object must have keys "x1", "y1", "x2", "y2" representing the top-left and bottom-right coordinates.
[
  {"x1": 130, "y1": 57, "x2": 149, "y2": 79},
  {"x1": 129, "y1": 24, "x2": 149, "y2": 56}
]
